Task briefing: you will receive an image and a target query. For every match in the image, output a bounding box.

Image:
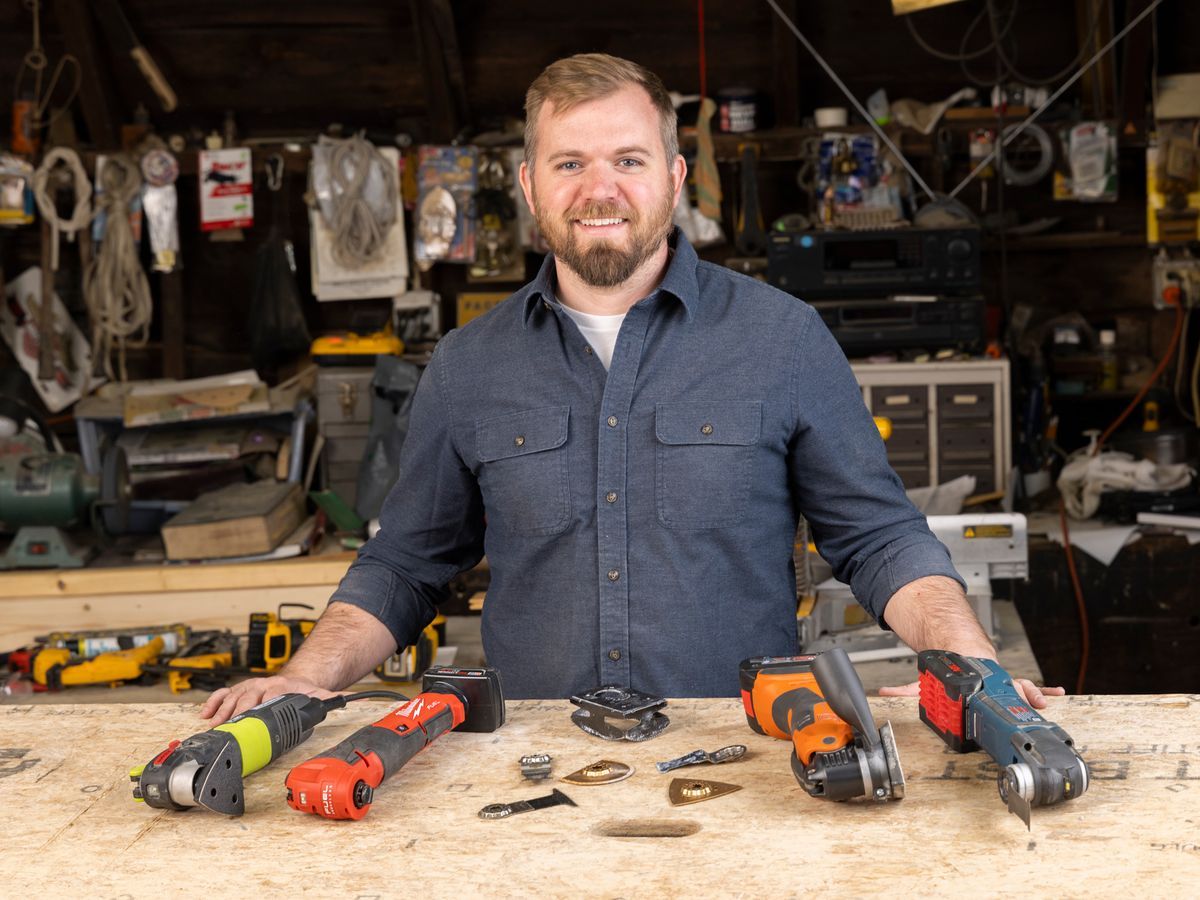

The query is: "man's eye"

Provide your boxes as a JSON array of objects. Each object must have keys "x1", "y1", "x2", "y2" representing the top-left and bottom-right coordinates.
[
  {"x1": 557, "y1": 161, "x2": 581, "y2": 171},
  {"x1": 618, "y1": 158, "x2": 644, "y2": 168}
]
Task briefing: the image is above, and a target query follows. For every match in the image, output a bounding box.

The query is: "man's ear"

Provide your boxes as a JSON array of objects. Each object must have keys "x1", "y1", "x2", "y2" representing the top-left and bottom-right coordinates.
[
  {"x1": 670, "y1": 154, "x2": 688, "y2": 206},
  {"x1": 518, "y1": 160, "x2": 536, "y2": 214}
]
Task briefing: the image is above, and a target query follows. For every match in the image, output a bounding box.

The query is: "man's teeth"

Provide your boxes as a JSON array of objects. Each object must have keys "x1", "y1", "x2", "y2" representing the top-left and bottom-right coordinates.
[{"x1": 579, "y1": 218, "x2": 624, "y2": 226}]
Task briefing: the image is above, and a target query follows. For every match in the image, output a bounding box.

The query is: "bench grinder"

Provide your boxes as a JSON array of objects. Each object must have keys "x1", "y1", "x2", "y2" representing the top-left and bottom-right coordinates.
[{"x1": 0, "y1": 398, "x2": 130, "y2": 569}]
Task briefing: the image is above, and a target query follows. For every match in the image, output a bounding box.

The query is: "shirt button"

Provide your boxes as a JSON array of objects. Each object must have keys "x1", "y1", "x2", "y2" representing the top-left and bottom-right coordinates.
[
  {"x1": 607, "y1": 415, "x2": 618, "y2": 428},
  {"x1": 608, "y1": 649, "x2": 622, "y2": 661},
  {"x1": 607, "y1": 569, "x2": 620, "y2": 581},
  {"x1": 544, "y1": 301, "x2": 552, "y2": 310},
  {"x1": 605, "y1": 491, "x2": 618, "y2": 503},
  {"x1": 514, "y1": 435, "x2": 525, "y2": 447},
  {"x1": 584, "y1": 345, "x2": 593, "y2": 355},
  {"x1": 700, "y1": 423, "x2": 714, "y2": 435}
]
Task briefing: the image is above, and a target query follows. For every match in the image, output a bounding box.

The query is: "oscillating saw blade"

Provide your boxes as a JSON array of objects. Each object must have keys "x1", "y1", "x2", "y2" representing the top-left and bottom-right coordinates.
[
  {"x1": 193, "y1": 737, "x2": 246, "y2": 816},
  {"x1": 879, "y1": 720, "x2": 906, "y2": 800}
]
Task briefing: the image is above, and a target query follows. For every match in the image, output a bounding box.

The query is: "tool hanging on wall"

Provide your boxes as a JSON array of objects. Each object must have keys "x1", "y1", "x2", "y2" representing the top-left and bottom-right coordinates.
[
  {"x1": 84, "y1": 154, "x2": 151, "y2": 382},
  {"x1": 93, "y1": 0, "x2": 178, "y2": 112},
  {"x1": 248, "y1": 154, "x2": 310, "y2": 374},
  {"x1": 733, "y1": 143, "x2": 767, "y2": 256},
  {"x1": 31, "y1": 148, "x2": 92, "y2": 381},
  {"x1": 12, "y1": 0, "x2": 82, "y2": 156},
  {"x1": 139, "y1": 148, "x2": 180, "y2": 273}
]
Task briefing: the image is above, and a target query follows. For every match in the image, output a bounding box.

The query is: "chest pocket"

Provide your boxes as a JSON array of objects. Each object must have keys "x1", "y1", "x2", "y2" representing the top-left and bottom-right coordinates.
[
  {"x1": 476, "y1": 405, "x2": 571, "y2": 535},
  {"x1": 655, "y1": 400, "x2": 762, "y2": 530}
]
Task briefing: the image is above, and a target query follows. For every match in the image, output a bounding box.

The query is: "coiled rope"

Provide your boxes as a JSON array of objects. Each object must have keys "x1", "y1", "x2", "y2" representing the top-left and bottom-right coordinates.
[
  {"x1": 31, "y1": 146, "x2": 92, "y2": 272},
  {"x1": 323, "y1": 133, "x2": 398, "y2": 268},
  {"x1": 84, "y1": 154, "x2": 151, "y2": 382}
]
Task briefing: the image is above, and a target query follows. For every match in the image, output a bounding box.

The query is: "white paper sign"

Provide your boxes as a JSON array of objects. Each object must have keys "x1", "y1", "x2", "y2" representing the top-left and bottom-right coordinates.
[{"x1": 198, "y1": 148, "x2": 253, "y2": 231}]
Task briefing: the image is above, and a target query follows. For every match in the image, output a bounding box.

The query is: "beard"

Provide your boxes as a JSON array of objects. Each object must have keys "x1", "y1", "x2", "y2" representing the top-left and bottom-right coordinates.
[{"x1": 534, "y1": 189, "x2": 675, "y2": 288}]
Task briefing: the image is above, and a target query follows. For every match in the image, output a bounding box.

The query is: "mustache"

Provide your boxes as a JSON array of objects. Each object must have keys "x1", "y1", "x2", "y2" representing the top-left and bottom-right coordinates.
[{"x1": 567, "y1": 202, "x2": 635, "y2": 221}]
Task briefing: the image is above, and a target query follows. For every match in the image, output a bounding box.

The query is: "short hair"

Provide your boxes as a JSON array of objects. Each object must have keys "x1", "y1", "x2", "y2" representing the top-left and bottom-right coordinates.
[{"x1": 524, "y1": 53, "x2": 679, "y2": 167}]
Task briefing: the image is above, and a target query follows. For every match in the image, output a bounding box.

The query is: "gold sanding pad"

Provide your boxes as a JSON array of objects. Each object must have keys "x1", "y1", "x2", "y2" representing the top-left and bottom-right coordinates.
[
  {"x1": 560, "y1": 760, "x2": 634, "y2": 785},
  {"x1": 668, "y1": 777, "x2": 742, "y2": 806}
]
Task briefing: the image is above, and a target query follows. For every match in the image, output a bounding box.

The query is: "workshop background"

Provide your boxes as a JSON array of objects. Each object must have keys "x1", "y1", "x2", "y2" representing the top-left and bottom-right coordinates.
[{"x1": 2, "y1": 0, "x2": 1200, "y2": 699}]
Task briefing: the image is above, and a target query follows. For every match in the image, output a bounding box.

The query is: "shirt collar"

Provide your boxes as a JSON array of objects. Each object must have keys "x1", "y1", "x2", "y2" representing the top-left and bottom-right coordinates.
[{"x1": 520, "y1": 227, "x2": 700, "y2": 327}]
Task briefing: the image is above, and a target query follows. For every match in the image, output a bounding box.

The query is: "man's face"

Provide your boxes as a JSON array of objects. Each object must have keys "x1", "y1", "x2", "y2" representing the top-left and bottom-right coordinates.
[{"x1": 520, "y1": 85, "x2": 686, "y2": 288}]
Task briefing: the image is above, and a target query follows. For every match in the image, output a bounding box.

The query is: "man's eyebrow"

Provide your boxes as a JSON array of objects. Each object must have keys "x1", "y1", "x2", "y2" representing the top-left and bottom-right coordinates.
[{"x1": 544, "y1": 145, "x2": 655, "y2": 164}]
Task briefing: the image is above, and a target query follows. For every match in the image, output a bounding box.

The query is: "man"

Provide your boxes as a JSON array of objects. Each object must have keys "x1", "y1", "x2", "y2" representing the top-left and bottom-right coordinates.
[{"x1": 203, "y1": 53, "x2": 1060, "y2": 725}]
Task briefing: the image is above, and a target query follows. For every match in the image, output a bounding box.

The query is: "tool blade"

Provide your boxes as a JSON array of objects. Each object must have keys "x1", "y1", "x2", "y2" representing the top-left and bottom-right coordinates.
[
  {"x1": 561, "y1": 760, "x2": 633, "y2": 785},
  {"x1": 1008, "y1": 784, "x2": 1033, "y2": 830},
  {"x1": 879, "y1": 721, "x2": 906, "y2": 799},
  {"x1": 667, "y1": 778, "x2": 742, "y2": 807},
  {"x1": 193, "y1": 738, "x2": 246, "y2": 816}
]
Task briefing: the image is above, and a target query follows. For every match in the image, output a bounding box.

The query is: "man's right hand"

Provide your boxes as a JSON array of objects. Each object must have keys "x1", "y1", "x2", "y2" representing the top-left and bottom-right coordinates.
[{"x1": 200, "y1": 676, "x2": 339, "y2": 726}]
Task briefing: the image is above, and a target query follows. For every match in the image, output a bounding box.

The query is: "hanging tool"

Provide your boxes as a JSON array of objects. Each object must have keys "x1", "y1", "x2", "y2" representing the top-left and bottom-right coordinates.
[
  {"x1": 569, "y1": 685, "x2": 669, "y2": 741},
  {"x1": 655, "y1": 744, "x2": 746, "y2": 773},
  {"x1": 130, "y1": 690, "x2": 406, "y2": 815},
  {"x1": 12, "y1": 0, "x2": 82, "y2": 154},
  {"x1": 93, "y1": 0, "x2": 178, "y2": 112},
  {"x1": 740, "y1": 649, "x2": 905, "y2": 802},
  {"x1": 918, "y1": 650, "x2": 1089, "y2": 829},
  {"x1": 733, "y1": 143, "x2": 767, "y2": 257},
  {"x1": 479, "y1": 788, "x2": 576, "y2": 820},
  {"x1": 285, "y1": 666, "x2": 505, "y2": 820}
]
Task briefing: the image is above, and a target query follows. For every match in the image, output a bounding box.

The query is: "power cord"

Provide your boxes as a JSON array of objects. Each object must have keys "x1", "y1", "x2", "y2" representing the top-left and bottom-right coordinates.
[{"x1": 1057, "y1": 296, "x2": 1186, "y2": 694}]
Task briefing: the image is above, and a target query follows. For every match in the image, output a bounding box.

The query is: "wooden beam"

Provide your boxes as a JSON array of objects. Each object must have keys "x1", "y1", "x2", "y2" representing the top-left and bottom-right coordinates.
[
  {"x1": 1119, "y1": 0, "x2": 1155, "y2": 138},
  {"x1": 1077, "y1": 0, "x2": 1117, "y2": 119},
  {"x1": 408, "y1": 0, "x2": 470, "y2": 143},
  {"x1": 158, "y1": 269, "x2": 185, "y2": 379},
  {"x1": 0, "y1": 552, "x2": 354, "y2": 599},
  {"x1": 51, "y1": 0, "x2": 120, "y2": 149},
  {"x1": 770, "y1": 0, "x2": 801, "y2": 127}
]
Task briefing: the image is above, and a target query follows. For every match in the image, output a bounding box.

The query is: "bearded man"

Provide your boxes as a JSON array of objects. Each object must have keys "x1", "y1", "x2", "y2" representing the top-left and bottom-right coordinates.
[{"x1": 204, "y1": 54, "x2": 1060, "y2": 721}]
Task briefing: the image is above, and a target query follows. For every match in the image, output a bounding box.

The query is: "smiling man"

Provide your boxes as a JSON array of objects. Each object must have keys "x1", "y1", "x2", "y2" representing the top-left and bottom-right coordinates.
[{"x1": 202, "y1": 53, "x2": 1060, "y2": 724}]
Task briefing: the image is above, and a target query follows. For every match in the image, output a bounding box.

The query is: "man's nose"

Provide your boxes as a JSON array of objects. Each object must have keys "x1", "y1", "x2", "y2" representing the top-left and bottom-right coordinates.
[{"x1": 580, "y1": 165, "x2": 620, "y2": 201}]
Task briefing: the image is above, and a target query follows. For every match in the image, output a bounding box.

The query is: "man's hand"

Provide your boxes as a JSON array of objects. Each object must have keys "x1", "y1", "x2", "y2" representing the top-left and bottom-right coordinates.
[
  {"x1": 200, "y1": 676, "x2": 339, "y2": 726},
  {"x1": 879, "y1": 677, "x2": 1066, "y2": 709}
]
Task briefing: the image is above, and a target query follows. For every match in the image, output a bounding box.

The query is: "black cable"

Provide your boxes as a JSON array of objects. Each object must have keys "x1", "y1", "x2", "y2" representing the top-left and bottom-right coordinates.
[
  {"x1": 987, "y1": 0, "x2": 1104, "y2": 86},
  {"x1": 906, "y1": 0, "x2": 1105, "y2": 89},
  {"x1": 321, "y1": 689, "x2": 411, "y2": 711},
  {"x1": 343, "y1": 690, "x2": 412, "y2": 702},
  {"x1": 904, "y1": 0, "x2": 1018, "y2": 62}
]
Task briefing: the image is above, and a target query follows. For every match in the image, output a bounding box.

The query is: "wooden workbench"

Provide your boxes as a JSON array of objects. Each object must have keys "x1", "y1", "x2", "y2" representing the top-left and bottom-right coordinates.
[{"x1": 1, "y1": 696, "x2": 1196, "y2": 896}]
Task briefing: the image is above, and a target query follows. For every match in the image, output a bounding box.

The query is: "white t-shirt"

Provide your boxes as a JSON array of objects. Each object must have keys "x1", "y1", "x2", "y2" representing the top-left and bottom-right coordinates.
[{"x1": 559, "y1": 304, "x2": 626, "y2": 370}]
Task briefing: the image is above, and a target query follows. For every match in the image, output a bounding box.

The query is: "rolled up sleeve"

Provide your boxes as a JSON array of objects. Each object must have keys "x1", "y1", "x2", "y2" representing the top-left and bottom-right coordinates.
[
  {"x1": 787, "y1": 310, "x2": 964, "y2": 625},
  {"x1": 329, "y1": 334, "x2": 485, "y2": 649}
]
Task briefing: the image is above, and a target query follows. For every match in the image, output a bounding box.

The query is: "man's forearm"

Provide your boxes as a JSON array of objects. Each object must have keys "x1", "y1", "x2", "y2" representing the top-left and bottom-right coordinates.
[
  {"x1": 882, "y1": 575, "x2": 996, "y2": 659},
  {"x1": 279, "y1": 601, "x2": 398, "y2": 690}
]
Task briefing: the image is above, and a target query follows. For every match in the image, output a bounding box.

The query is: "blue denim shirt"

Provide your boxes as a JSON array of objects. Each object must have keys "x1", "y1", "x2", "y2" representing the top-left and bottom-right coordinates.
[{"x1": 331, "y1": 230, "x2": 962, "y2": 699}]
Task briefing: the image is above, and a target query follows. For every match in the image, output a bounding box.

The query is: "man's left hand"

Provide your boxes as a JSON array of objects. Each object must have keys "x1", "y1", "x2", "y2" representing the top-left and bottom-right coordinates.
[{"x1": 879, "y1": 677, "x2": 1065, "y2": 709}]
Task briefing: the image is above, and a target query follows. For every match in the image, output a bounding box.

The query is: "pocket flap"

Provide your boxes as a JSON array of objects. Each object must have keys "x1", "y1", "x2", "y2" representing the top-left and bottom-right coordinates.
[
  {"x1": 476, "y1": 406, "x2": 570, "y2": 462},
  {"x1": 655, "y1": 401, "x2": 761, "y2": 446}
]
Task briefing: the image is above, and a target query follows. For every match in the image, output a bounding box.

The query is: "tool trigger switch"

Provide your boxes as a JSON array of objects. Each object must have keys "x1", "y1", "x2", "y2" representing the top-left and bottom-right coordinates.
[{"x1": 152, "y1": 740, "x2": 181, "y2": 765}]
